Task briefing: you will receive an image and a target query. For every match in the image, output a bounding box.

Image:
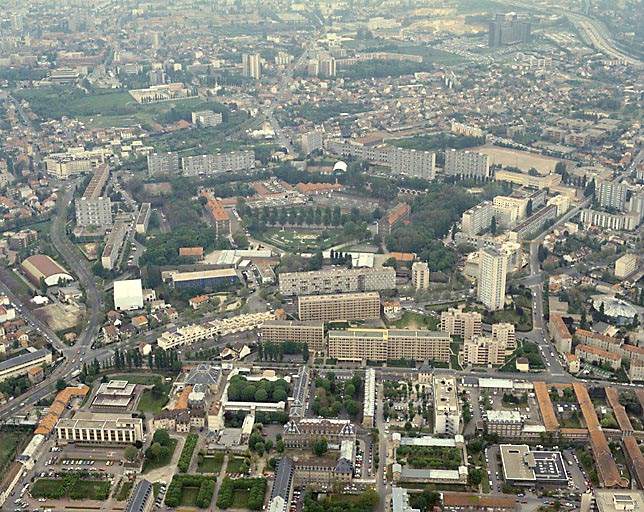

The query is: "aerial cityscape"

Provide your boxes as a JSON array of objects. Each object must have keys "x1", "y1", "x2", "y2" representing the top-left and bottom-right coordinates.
[{"x1": 0, "y1": 1, "x2": 644, "y2": 512}]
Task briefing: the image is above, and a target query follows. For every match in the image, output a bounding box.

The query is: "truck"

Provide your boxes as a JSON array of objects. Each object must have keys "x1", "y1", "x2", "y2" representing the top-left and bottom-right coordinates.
[{"x1": 70, "y1": 369, "x2": 81, "y2": 379}]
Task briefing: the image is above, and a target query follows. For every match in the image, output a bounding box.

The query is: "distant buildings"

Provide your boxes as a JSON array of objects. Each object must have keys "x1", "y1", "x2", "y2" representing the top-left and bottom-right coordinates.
[
  {"x1": 191, "y1": 110, "x2": 223, "y2": 127},
  {"x1": 478, "y1": 247, "x2": 507, "y2": 311},
  {"x1": 301, "y1": 130, "x2": 324, "y2": 155},
  {"x1": 489, "y1": 13, "x2": 531, "y2": 48},
  {"x1": 242, "y1": 53, "x2": 261, "y2": 79},
  {"x1": 279, "y1": 267, "x2": 395, "y2": 296}
]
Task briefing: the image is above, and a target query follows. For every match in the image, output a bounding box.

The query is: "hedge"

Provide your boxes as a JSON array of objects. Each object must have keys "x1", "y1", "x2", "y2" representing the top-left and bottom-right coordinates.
[
  {"x1": 216, "y1": 477, "x2": 267, "y2": 510},
  {"x1": 164, "y1": 474, "x2": 217, "y2": 508},
  {"x1": 177, "y1": 433, "x2": 199, "y2": 473}
]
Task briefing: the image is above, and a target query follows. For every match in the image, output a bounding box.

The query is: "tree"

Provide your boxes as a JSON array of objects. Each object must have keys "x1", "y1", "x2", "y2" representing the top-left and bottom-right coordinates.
[
  {"x1": 124, "y1": 445, "x2": 138, "y2": 462},
  {"x1": 526, "y1": 199, "x2": 533, "y2": 216},
  {"x1": 469, "y1": 468, "x2": 483, "y2": 485},
  {"x1": 313, "y1": 437, "x2": 328, "y2": 456},
  {"x1": 56, "y1": 378, "x2": 68, "y2": 392},
  {"x1": 276, "y1": 440, "x2": 285, "y2": 453},
  {"x1": 490, "y1": 215, "x2": 497, "y2": 235},
  {"x1": 152, "y1": 429, "x2": 171, "y2": 447}
]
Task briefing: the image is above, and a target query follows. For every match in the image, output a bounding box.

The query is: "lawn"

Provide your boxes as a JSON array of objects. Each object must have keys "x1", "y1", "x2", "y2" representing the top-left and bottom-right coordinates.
[
  {"x1": 179, "y1": 486, "x2": 200, "y2": 507},
  {"x1": 232, "y1": 490, "x2": 251, "y2": 508},
  {"x1": 198, "y1": 454, "x2": 225, "y2": 474},
  {"x1": 392, "y1": 312, "x2": 439, "y2": 330},
  {"x1": 263, "y1": 228, "x2": 344, "y2": 252},
  {"x1": 110, "y1": 374, "x2": 165, "y2": 385},
  {"x1": 32, "y1": 478, "x2": 110, "y2": 500},
  {"x1": 137, "y1": 385, "x2": 171, "y2": 414},
  {"x1": 116, "y1": 480, "x2": 134, "y2": 501},
  {"x1": 143, "y1": 437, "x2": 178, "y2": 473},
  {"x1": 0, "y1": 429, "x2": 32, "y2": 474},
  {"x1": 226, "y1": 456, "x2": 246, "y2": 474}
]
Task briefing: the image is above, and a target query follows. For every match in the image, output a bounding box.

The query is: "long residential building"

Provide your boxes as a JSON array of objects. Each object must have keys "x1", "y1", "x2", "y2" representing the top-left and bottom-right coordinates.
[
  {"x1": 440, "y1": 308, "x2": 482, "y2": 340},
  {"x1": 575, "y1": 344, "x2": 621, "y2": 370},
  {"x1": 508, "y1": 205, "x2": 558, "y2": 241},
  {"x1": 260, "y1": 320, "x2": 326, "y2": 352},
  {"x1": 170, "y1": 268, "x2": 239, "y2": 289},
  {"x1": 283, "y1": 418, "x2": 357, "y2": 448},
  {"x1": 55, "y1": 413, "x2": 144, "y2": 444},
  {"x1": 0, "y1": 350, "x2": 52, "y2": 382},
  {"x1": 363, "y1": 368, "x2": 376, "y2": 428},
  {"x1": 298, "y1": 292, "x2": 381, "y2": 322},
  {"x1": 328, "y1": 328, "x2": 451, "y2": 362},
  {"x1": 433, "y1": 376, "x2": 460, "y2": 435},
  {"x1": 101, "y1": 220, "x2": 127, "y2": 270},
  {"x1": 147, "y1": 152, "x2": 179, "y2": 175},
  {"x1": 279, "y1": 267, "x2": 395, "y2": 296},
  {"x1": 135, "y1": 203, "x2": 151, "y2": 234},
  {"x1": 580, "y1": 209, "x2": 641, "y2": 231},
  {"x1": 75, "y1": 165, "x2": 112, "y2": 228},
  {"x1": 461, "y1": 201, "x2": 493, "y2": 235},
  {"x1": 181, "y1": 150, "x2": 255, "y2": 176},
  {"x1": 444, "y1": 149, "x2": 490, "y2": 179}
]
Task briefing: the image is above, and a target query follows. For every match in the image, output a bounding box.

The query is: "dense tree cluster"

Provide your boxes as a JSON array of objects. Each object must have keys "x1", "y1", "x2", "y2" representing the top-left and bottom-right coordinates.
[
  {"x1": 145, "y1": 429, "x2": 173, "y2": 464},
  {"x1": 257, "y1": 340, "x2": 309, "y2": 362},
  {"x1": 303, "y1": 489, "x2": 379, "y2": 512},
  {"x1": 227, "y1": 375, "x2": 289, "y2": 403},
  {"x1": 311, "y1": 373, "x2": 362, "y2": 419}
]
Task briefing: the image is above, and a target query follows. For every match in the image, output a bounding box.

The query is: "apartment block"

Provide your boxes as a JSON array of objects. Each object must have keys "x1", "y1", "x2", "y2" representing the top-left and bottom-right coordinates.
[
  {"x1": 433, "y1": 376, "x2": 460, "y2": 435},
  {"x1": 0, "y1": 349, "x2": 52, "y2": 382},
  {"x1": 486, "y1": 410, "x2": 523, "y2": 438},
  {"x1": 615, "y1": 254, "x2": 639, "y2": 278},
  {"x1": 260, "y1": 320, "x2": 326, "y2": 352},
  {"x1": 363, "y1": 368, "x2": 376, "y2": 428},
  {"x1": 440, "y1": 308, "x2": 482, "y2": 340},
  {"x1": 478, "y1": 247, "x2": 507, "y2": 311},
  {"x1": 378, "y1": 203, "x2": 411, "y2": 236},
  {"x1": 181, "y1": 150, "x2": 255, "y2": 176},
  {"x1": 328, "y1": 328, "x2": 451, "y2": 363},
  {"x1": 598, "y1": 181, "x2": 628, "y2": 212},
  {"x1": 463, "y1": 335, "x2": 506, "y2": 366},
  {"x1": 147, "y1": 152, "x2": 179, "y2": 175},
  {"x1": 279, "y1": 267, "x2": 395, "y2": 296},
  {"x1": 444, "y1": 149, "x2": 490, "y2": 180},
  {"x1": 492, "y1": 323, "x2": 516, "y2": 350},
  {"x1": 191, "y1": 110, "x2": 223, "y2": 127},
  {"x1": 461, "y1": 201, "x2": 493, "y2": 235},
  {"x1": 101, "y1": 220, "x2": 126, "y2": 270},
  {"x1": 56, "y1": 412, "x2": 144, "y2": 444},
  {"x1": 298, "y1": 292, "x2": 381, "y2": 322},
  {"x1": 575, "y1": 344, "x2": 621, "y2": 370},
  {"x1": 301, "y1": 130, "x2": 324, "y2": 155},
  {"x1": 135, "y1": 203, "x2": 151, "y2": 234},
  {"x1": 508, "y1": 205, "x2": 558, "y2": 241},
  {"x1": 489, "y1": 12, "x2": 531, "y2": 47},
  {"x1": 411, "y1": 261, "x2": 430, "y2": 289},
  {"x1": 548, "y1": 315, "x2": 572, "y2": 353},
  {"x1": 74, "y1": 165, "x2": 112, "y2": 228},
  {"x1": 580, "y1": 209, "x2": 641, "y2": 231},
  {"x1": 390, "y1": 148, "x2": 435, "y2": 180}
]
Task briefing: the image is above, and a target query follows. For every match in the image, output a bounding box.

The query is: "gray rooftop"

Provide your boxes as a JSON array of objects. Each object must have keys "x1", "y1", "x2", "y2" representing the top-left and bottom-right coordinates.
[
  {"x1": 0, "y1": 349, "x2": 49, "y2": 372},
  {"x1": 125, "y1": 479, "x2": 153, "y2": 512},
  {"x1": 270, "y1": 457, "x2": 294, "y2": 501}
]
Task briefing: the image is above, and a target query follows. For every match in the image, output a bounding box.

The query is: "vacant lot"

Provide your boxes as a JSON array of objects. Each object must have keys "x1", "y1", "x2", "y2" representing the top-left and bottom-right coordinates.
[
  {"x1": 137, "y1": 384, "x2": 171, "y2": 414},
  {"x1": 226, "y1": 456, "x2": 246, "y2": 474},
  {"x1": 198, "y1": 453, "x2": 225, "y2": 474},
  {"x1": 0, "y1": 429, "x2": 32, "y2": 474},
  {"x1": 32, "y1": 478, "x2": 110, "y2": 501},
  {"x1": 474, "y1": 145, "x2": 564, "y2": 174}
]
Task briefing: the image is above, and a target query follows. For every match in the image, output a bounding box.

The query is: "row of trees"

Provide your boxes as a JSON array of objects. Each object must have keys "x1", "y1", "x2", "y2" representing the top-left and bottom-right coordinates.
[
  {"x1": 256, "y1": 340, "x2": 309, "y2": 361},
  {"x1": 164, "y1": 474, "x2": 216, "y2": 508},
  {"x1": 216, "y1": 478, "x2": 267, "y2": 510},
  {"x1": 177, "y1": 433, "x2": 198, "y2": 472},
  {"x1": 110, "y1": 347, "x2": 181, "y2": 371}
]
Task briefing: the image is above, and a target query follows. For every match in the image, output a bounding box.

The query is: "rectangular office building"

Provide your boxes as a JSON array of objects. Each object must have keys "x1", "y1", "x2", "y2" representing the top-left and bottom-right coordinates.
[
  {"x1": 298, "y1": 292, "x2": 381, "y2": 322},
  {"x1": 56, "y1": 413, "x2": 144, "y2": 444}
]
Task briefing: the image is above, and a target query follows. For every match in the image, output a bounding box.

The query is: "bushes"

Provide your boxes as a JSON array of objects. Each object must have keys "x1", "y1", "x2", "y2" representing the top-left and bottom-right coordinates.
[
  {"x1": 164, "y1": 474, "x2": 217, "y2": 508},
  {"x1": 177, "y1": 433, "x2": 199, "y2": 473},
  {"x1": 216, "y1": 477, "x2": 267, "y2": 510},
  {"x1": 226, "y1": 375, "x2": 289, "y2": 403}
]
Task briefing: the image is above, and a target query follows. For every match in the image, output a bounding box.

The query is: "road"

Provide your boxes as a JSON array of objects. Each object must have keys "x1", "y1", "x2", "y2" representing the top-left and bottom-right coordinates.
[{"x1": 0, "y1": 186, "x2": 106, "y2": 421}]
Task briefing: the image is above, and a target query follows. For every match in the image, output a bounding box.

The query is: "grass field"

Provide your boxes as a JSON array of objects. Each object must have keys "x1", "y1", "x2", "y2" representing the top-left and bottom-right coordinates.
[
  {"x1": 137, "y1": 385, "x2": 171, "y2": 414},
  {"x1": 179, "y1": 486, "x2": 200, "y2": 507},
  {"x1": 32, "y1": 478, "x2": 110, "y2": 500},
  {"x1": 392, "y1": 312, "x2": 439, "y2": 330},
  {"x1": 198, "y1": 454, "x2": 224, "y2": 474},
  {"x1": 0, "y1": 429, "x2": 32, "y2": 474},
  {"x1": 116, "y1": 480, "x2": 134, "y2": 501},
  {"x1": 226, "y1": 456, "x2": 246, "y2": 474},
  {"x1": 110, "y1": 374, "x2": 165, "y2": 385},
  {"x1": 143, "y1": 437, "x2": 178, "y2": 473},
  {"x1": 231, "y1": 489, "x2": 251, "y2": 508},
  {"x1": 264, "y1": 228, "x2": 344, "y2": 252}
]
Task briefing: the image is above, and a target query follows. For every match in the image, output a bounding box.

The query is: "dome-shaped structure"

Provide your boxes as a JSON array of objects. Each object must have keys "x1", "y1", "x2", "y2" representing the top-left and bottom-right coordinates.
[
  {"x1": 592, "y1": 296, "x2": 638, "y2": 324},
  {"x1": 333, "y1": 160, "x2": 348, "y2": 173}
]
